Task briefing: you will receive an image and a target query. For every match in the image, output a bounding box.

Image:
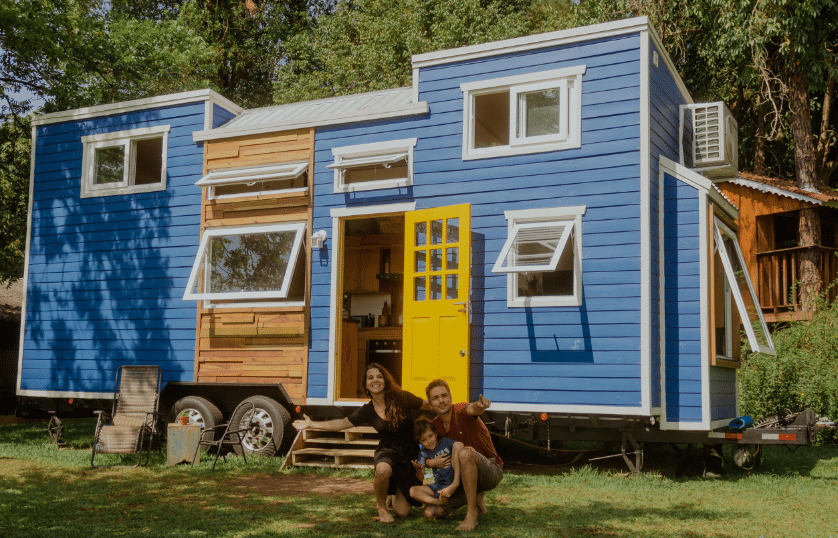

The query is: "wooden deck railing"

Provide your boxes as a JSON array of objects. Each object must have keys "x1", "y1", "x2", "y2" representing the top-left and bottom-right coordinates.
[{"x1": 756, "y1": 246, "x2": 838, "y2": 313}]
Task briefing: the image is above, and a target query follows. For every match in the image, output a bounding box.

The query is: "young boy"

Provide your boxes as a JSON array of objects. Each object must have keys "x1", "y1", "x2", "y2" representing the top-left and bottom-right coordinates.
[{"x1": 410, "y1": 417, "x2": 463, "y2": 506}]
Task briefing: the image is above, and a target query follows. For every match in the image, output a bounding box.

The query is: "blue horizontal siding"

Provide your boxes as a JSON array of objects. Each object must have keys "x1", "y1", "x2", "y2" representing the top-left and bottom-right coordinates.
[
  {"x1": 307, "y1": 31, "x2": 645, "y2": 404},
  {"x1": 23, "y1": 100, "x2": 208, "y2": 394}
]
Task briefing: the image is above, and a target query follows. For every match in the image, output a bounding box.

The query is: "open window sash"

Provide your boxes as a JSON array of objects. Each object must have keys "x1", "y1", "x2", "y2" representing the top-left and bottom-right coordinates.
[
  {"x1": 183, "y1": 222, "x2": 306, "y2": 302},
  {"x1": 714, "y1": 218, "x2": 776, "y2": 356},
  {"x1": 195, "y1": 161, "x2": 308, "y2": 187},
  {"x1": 327, "y1": 152, "x2": 408, "y2": 173},
  {"x1": 492, "y1": 220, "x2": 574, "y2": 273}
]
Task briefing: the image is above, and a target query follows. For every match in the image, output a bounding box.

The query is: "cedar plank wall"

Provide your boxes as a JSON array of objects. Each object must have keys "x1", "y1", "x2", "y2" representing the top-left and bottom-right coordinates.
[
  {"x1": 195, "y1": 128, "x2": 314, "y2": 403},
  {"x1": 716, "y1": 182, "x2": 812, "y2": 295}
]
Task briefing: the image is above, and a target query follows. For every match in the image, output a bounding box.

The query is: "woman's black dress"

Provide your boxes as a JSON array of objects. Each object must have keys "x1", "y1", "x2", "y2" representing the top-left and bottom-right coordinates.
[{"x1": 347, "y1": 390, "x2": 423, "y2": 505}]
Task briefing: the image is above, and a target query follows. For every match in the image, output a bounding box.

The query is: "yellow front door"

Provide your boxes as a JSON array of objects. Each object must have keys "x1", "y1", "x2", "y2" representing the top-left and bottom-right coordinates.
[{"x1": 402, "y1": 204, "x2": 471, "y2": 403}]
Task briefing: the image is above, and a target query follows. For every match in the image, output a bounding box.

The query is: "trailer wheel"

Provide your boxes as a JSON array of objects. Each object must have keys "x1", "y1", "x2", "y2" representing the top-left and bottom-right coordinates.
[
  {"x1": 230, "y1": 396, "x2": 290, "y2": 457},
  {"x1": 732, "y1": 444, "x2": 762, "y2": 471},
  {"x1": 171, "y1": 396, "x2": 223, "y2": 437}
]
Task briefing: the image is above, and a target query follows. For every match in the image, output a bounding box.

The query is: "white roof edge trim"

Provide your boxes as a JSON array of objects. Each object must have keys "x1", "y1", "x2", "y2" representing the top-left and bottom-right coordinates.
[
  {"x1": 196, "y1": 161, "x2": 309, "y2": 186},
  {"x1": 32, "y1": 89, "x2": 242, "y2": 126},
  {"x1": 728, "y1": 178, "x2": 825, "y2": 206},
  {"x1": 192, "y1": 102, "x2": 429, "y2": 142},
  {"x1": 659, "y1": 156, "x2": 738, "y2": 219},
  {"x1": 413, "y1": 17, "x2": 649, "y2": 67}
]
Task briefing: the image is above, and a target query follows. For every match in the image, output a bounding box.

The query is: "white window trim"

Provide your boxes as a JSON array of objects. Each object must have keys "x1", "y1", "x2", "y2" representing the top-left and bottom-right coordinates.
[
  {"x1": 80, "y1": 125, "x2": 170, "y2": 198},
  {"x1": 183, "y1": 222, "x2": 306, "y2": 303},
  {"x1": 195, "y1": 161, "x2": 309, "y2": 200},
  {"x1": 330, "y1": 138, "x2": 417, "y2": 193},
  {"x1": 492, "y1": 221, "x2": 573, "y2": 273},
  {"x1": 713, "y1": 218, "x2": 776, "y2": 356},
  {"x1": 501, "y1": 205, "x2": 585, "y2": 307},
  {"x1": 461, "y1": 66, "x2": 585, "y2": 161}
]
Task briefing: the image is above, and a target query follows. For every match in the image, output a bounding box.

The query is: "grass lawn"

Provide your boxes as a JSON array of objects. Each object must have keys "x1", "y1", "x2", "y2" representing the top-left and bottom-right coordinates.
[{"x1": 0, "y1": 418, "x2": 837, "y2": 537}]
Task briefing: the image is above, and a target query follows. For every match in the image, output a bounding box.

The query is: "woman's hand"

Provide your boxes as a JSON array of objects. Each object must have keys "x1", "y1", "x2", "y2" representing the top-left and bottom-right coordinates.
[{"x1": 292, "y1": 414, "x2": 313, "y2": 431}]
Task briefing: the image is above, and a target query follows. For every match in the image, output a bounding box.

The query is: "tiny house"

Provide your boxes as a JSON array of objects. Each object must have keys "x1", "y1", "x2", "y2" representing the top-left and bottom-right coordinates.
[{"x1": 21, "y1": 18, "x2": 813, "y2": 465}]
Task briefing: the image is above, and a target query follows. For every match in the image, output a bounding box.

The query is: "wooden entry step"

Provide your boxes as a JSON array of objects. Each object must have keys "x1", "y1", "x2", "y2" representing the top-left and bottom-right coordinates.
[{"x1": 281, "y1": 426, "x2": 379, "y2": 470}]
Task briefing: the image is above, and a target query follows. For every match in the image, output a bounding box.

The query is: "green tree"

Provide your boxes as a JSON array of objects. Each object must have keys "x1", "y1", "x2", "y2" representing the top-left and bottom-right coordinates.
[
  {"x1": 274, "y1": 0, "x2": 535, "y2": 103},
  {"x1": 0, "y1": 117, "x2": 30, "y2": 284}
]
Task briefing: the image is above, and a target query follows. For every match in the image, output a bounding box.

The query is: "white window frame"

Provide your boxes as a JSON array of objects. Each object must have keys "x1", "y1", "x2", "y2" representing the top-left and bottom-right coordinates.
[
  {"x1": 80, "y1": 125, "x2": 170, "y2": 198},
  {"x1": 183, "y1": 222, "x2": 307, "y2": 305},
  {"x1": 496, "y1": 205, "x2": 585, "y2": 307},
  {"x1": 195, "y1": 161, "x2": 309, "y2": 200},
  {"x1": 329, "y1": 138, "x2": 417, "y2": 193},
  {"x1": 461, "y1": 65, "x2": 585, "y2": 161},
  {"x1": 713, "y1": 218, "x2": 776, "y2": 356}
]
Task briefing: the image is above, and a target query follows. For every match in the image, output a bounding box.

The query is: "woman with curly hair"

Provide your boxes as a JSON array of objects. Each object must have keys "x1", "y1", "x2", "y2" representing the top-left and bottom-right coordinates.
[{"x1": 294, "y1": 363, "x2": 430, "y2": 523}]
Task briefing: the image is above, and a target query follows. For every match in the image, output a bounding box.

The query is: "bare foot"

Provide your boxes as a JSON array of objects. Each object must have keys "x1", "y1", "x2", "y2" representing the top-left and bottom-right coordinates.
[
  {"x1": 456, "y1": 512, "x2": 479, "y2": 531},
  {"x1": 377, "y1": 508, "x2": 395, "y2": 523},
  {"x1": 476, "y1": 498, "x2": 488, "y2": 515}
]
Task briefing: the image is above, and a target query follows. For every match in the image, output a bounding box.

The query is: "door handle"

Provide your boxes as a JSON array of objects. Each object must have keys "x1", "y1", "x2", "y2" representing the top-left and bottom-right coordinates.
[{"x1": 454, "y1": 301, "x2": 467, "y2": 313}]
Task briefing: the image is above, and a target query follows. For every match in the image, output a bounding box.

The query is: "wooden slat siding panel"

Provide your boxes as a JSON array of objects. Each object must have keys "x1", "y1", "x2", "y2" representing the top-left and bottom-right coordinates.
[
  {"x1": 23, "y1": 102, "x2": 209, "y2": 394},
  {"x1": 715, "y1": 181, "x2": 815, "y2": 307},
  {"x1": 663, "y1": 172, "x2": 703, "y2": 423},
  {"x1": 308, "y1": 33, "x2": 645, "y2": 403}
]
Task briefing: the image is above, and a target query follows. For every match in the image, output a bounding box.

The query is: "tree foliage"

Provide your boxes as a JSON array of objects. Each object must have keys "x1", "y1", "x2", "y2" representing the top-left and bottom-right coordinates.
[
  {"x1": 0, "y1": 117, "x2": 30, "y2": 285},
  {"x1": 274, "y1": 0, "x2": 535, "y2": 103}
]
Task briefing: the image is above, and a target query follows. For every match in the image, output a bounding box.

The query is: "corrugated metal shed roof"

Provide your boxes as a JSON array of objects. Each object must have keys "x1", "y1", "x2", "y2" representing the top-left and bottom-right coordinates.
[
  {"x1": 194, "y1": 87, "x2": 425, "y2": 142},
  {"x1": 731, "y1": 173, "x2": 838, "y2": 207},
  {"x1": 225, "y1": 87, "x2": 414, "y2": 130}
]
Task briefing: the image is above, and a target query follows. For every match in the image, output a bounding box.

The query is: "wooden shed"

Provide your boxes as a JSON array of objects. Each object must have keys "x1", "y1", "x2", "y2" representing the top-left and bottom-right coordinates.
[{"x1": 717, "y1": 174, "x2": 838, "y2": 322}]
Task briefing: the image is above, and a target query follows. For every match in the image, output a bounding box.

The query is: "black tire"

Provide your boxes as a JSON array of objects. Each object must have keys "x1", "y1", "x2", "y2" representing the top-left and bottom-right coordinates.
[
  {"x1": 229, "y1": 396, "x2": 290, "y2": 457},
  {"x1": 170, "y1": 396, "x2": 223, "y2": 441}
]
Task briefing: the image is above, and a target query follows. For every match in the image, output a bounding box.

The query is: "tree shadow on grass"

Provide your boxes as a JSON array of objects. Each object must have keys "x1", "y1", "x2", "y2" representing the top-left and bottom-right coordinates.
[{"x1": 0, "y1": 462, "x2": 751, "y2": 538}]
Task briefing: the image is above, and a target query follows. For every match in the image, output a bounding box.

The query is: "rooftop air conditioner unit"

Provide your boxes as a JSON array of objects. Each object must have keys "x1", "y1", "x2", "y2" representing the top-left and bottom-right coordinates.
[{"x1": 679, "y1": 102, "x2": 738, "y2": 179}]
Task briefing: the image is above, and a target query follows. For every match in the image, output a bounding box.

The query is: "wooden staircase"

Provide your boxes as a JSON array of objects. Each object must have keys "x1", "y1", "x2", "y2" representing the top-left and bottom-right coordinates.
[{"x1": 280, "y1": 427, "x2": 378, "y2": 470}]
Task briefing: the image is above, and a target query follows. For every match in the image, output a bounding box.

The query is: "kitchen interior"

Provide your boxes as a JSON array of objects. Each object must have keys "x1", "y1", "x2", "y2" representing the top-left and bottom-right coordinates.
[{"x1": 338, "y1": 215, "x2": 405, "y2": 399}]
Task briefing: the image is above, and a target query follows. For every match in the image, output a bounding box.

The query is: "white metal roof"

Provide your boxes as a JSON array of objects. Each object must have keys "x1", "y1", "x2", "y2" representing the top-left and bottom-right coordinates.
[
  {"x1": 31, "y1": 89, "x2": 243, "y2": 127},
  {"x1": 193, "y1": 87, "x2": 427, "y2": 142}
]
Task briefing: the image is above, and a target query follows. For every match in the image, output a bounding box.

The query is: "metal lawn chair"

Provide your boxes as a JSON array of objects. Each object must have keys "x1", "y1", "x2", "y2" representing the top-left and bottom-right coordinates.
[
  {"x1": 91, "y1": 365, "x2": 162, "y2": 468},
  {"x1": 193, "y1": 400, "x2": 256, "y2": 471}
]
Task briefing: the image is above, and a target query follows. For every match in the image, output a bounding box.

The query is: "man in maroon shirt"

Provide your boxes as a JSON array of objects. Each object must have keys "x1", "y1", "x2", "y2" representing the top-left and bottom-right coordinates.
[{"x1": 423, "y1": 379, "x2": 503, "y2": 531}]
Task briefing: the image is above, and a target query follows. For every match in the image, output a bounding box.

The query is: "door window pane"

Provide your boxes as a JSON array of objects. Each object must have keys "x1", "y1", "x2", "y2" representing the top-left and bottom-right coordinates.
[
  {"x1": 446, "y1": 247, "x2": 459, "y2": 270},
  {"x1": 415, "y1": 221, "x2": 427, "y2": 246},
  {"x1": 446, "y1": 274, "x2": 458, "y2": 300},
  {"x1": 430, "y1": 275, "x2": 442, "y2": 300},
  {"x1": 415, "y1": 250, "x2": 426, "y2": 272},
  {"x1": 431, "y1": 220, "x2": 443, "y2": 245},
  {"x1": 414, "y1": 276, "x2": 426, "y2": 301},
  {"x1": 447, "y1": 218, "x2": 459, "y2": 243},
  {"x1": 430, "y1": 248, "x2": 443, "y2": 271}
]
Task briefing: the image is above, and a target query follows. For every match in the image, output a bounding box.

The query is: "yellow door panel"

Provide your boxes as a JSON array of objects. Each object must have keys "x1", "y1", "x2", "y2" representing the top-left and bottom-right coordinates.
[{"x1": 403, "y1": 204, "x2": 471, "y2": 402}]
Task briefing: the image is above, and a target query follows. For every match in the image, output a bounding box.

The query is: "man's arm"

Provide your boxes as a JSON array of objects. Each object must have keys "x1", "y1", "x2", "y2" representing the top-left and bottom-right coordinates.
[{"x1": 466, "y1": 394, "x2": 491, "y2": 416}]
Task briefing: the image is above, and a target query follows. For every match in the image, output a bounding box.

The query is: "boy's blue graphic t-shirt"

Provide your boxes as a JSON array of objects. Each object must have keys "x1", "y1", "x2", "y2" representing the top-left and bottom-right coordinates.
[{"x1": 418, "y1": 436, "x2": 456, "y2": 487}]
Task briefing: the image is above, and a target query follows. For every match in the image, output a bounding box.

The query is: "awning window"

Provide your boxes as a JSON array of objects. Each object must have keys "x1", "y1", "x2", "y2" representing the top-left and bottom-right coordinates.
[
  {"x1": 714, "y1": 218, "x2": 776, "y2": 356},
  {"x1": 183, "y1": 222, "x2": 306, "y2": 302},
  {"x1": 492, "y1": 220, "x2": 574, "y2": 273}
]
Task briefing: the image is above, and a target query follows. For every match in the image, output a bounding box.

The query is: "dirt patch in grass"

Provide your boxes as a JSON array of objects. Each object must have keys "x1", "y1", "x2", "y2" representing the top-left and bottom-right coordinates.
[{"x1": 230, "y1": 474, "x2": 373, "y2": 497}]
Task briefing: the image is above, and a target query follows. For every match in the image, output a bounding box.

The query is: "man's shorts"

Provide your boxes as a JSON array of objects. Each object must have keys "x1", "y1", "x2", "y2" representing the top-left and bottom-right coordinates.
[{"x1": 443, "y1": 451, "x2": 503, "y2": 511}]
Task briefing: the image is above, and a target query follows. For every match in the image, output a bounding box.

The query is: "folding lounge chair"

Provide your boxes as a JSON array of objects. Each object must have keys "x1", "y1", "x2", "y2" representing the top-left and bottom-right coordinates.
[
  {"x1": 193, "y1": 400, "x2": 256, "y2": 471},
  {"x1": 91, "y1": 365, "x2": 162, "y2": 468}
]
